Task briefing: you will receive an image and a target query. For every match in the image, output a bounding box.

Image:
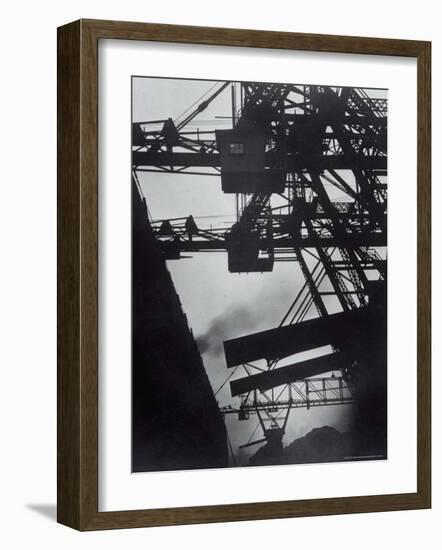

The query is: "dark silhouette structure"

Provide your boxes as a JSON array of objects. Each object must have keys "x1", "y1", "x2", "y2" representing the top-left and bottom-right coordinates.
[
  {"x1": 132, "y1": 79, "x2": 387, "y2": 465},
  {"x1": 132, "y1": 180, "x2": 228, "y2": 472}
]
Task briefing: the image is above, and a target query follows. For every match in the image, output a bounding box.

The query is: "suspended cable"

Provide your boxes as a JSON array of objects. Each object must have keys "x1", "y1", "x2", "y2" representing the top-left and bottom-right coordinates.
[{"x1": 214, "y1": 366, "x2": 239, "y2": 397}]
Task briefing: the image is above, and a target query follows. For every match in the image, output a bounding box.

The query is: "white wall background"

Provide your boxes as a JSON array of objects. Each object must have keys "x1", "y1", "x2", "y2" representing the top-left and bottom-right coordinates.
[{"x1": 0, "y1": 1, "x2": 439, "y2": 548}]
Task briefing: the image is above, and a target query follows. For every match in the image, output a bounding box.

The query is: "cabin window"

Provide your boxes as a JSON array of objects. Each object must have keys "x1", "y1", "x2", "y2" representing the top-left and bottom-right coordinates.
[{"x1": 229, "y1": 142, "x2": 245, "y2": 155}]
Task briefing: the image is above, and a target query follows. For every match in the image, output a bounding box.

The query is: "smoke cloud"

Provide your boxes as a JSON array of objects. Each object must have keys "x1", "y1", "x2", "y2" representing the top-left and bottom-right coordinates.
[
  {"x1": 196, "y1": 305, "x2": 261, "y2": 358},
  {"x1": 195, "y1": 277, "x2": 304, "y2": 360}
]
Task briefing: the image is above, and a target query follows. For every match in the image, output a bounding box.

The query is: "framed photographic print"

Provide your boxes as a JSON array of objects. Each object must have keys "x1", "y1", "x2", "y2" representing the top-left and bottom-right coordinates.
[{"x1": 57, "y1": 19, "x2": 431, "y2": 530}]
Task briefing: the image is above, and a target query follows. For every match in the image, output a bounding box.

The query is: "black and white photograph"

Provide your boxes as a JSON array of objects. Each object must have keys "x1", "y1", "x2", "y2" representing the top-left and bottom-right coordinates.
[
  {"x1": 0, "y1": 0, "x2": 435, "y2": 541},
  {"x1": 131, "y1": 76, "x2": 388, "y2": 473}
]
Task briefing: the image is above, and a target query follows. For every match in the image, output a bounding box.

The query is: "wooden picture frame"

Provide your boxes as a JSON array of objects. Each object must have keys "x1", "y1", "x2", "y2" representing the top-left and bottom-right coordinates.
[{"x1": 57, "y1": 18, "x2": 431, "y2": 530}]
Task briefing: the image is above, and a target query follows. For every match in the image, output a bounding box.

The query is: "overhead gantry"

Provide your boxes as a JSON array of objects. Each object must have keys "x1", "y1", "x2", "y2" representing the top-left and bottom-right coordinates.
[{"x1": 133, "y1": 79, "x2": 387, "y2": 457}]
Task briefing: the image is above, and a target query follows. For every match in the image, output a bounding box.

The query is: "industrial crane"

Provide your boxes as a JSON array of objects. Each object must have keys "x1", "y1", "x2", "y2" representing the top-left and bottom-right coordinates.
[{"x1": 132, "y1": 79, "x2": 387, "y2": 460}]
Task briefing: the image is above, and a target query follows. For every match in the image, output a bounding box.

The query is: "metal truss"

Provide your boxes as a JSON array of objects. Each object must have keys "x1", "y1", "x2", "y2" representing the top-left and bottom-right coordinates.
[{"x1": 133, "y1": 79, "x2": 387, "y2": 453}]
